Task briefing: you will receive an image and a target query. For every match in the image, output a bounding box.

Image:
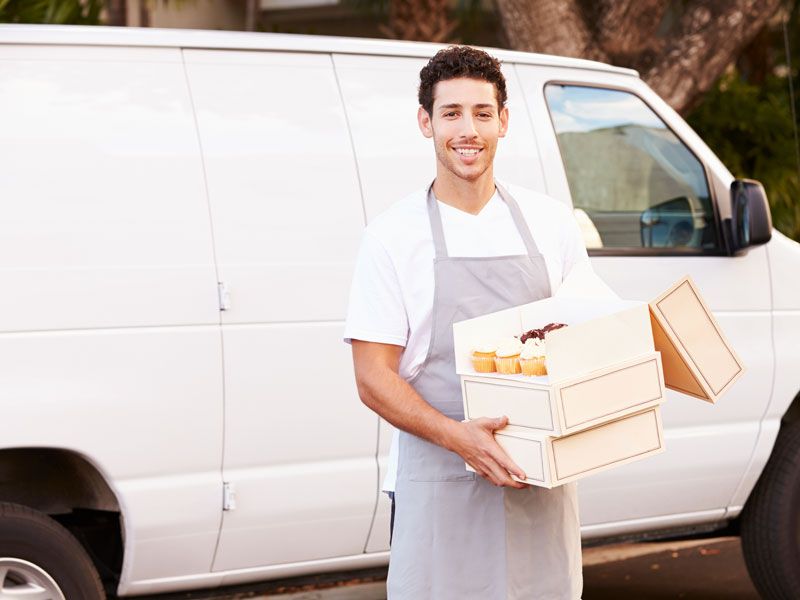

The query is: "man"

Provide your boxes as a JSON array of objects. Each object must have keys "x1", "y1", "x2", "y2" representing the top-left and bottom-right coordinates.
[{"x1": 344, "y1": 45, "x2": 586, "y2": 599}]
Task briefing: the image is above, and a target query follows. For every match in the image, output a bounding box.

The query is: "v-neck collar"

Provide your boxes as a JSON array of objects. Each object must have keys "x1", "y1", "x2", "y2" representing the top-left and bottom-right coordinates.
[{"x1": 435, "y1": 189, "x2": 501, "y2": 219}]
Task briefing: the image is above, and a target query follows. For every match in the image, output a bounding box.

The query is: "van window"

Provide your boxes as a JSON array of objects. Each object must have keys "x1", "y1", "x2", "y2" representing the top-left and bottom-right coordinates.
[{"x1": 544, "y1": 85, "x2": 719, "y2": 252}]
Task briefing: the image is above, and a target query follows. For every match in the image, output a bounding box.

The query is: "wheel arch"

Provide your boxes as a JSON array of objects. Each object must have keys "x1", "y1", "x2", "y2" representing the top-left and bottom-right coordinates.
[
  {"x1": 0, "y1": 447, "x2": 125, "y2": 590},
  {"x1": 780, "y1": 388, "x2": 800, "y2": 427},
  {"x1": 0, "y1": 447, "x2": 119, "y2": 513}
]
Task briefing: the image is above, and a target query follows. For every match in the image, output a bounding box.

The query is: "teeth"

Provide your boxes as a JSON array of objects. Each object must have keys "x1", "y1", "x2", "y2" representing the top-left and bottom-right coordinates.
[{"x1": 455, "y1": 148, "x2": 480, "y2": 156}]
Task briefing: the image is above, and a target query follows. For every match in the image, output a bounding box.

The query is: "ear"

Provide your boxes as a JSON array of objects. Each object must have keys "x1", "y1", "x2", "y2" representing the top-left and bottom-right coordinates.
[
  {"x1": 418, "y1": 105, "x2": 433, "y2": 138},
  {"x1": 498, "y1": 105, "x2": 509, "y2": 138}
]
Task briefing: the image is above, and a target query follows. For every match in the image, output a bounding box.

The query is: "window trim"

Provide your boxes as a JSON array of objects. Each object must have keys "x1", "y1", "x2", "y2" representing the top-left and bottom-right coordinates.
[{"x1": 542, "y1": 80, "x2": 727, "y2": 258}]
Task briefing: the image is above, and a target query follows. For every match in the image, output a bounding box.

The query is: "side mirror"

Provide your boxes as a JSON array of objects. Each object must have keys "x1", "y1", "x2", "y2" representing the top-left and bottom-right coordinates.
[{"x1": 727, "y1": 179, "x2": 772, "y2": 254}]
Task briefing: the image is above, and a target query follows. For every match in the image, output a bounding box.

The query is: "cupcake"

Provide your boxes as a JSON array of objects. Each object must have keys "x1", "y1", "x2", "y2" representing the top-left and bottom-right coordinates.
[
  {"x1": 520, "y1": 338, "x2": 547, "y2": 376},
  {"x1": 494, "y1": 337, "x2": 523, "y2": 374},
  {"x1": 471, "y1": 343, "x2": 498, "y2": 373}
]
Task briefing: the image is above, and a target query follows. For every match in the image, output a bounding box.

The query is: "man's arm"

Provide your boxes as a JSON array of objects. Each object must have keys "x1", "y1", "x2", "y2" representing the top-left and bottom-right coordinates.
[{"x1": 351, "y1": 339, "x2": 527, "y2": 488}]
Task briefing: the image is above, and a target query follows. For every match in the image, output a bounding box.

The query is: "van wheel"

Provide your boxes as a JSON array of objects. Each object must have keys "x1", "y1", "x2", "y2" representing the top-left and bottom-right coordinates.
[
  {"x1": 740, "y1": 420, "x2": 800, "y2": 600},
  {"x1": 0, "y1": 502, "x2": 105, "y2": 599}
]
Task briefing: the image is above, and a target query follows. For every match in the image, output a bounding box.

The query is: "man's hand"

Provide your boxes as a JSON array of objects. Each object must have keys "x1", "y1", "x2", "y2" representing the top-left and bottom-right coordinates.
[
  {"x1": 352, "y1": 341, "x2": 527, "y2": 489},
  {"x1": 446, "y1": 416, "x2": 527, "y2": 489}
]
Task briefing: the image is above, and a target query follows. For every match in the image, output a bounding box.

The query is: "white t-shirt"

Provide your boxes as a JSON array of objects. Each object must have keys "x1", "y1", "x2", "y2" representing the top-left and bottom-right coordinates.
[{"x1": 343, "y1": 181, "x2": 590, "y2": 491}]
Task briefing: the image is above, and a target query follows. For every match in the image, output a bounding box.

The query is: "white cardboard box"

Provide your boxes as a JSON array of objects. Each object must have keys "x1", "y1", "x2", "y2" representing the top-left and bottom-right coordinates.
[
  {"x1": 454, "y1": 267, "x2": 744, "y2": 487},
  {"x1": 487, "y1": 407, "x2": 666, "y2": 489},
  {"x1": 453, "y1": 264, "x2": 666, "y2": 436},
  {"x1": 649, "y1": 277, "x2": 745, "y2": 403},
  {"x1": 461, "y1": 351, "x2": 665, "y2": 436}
]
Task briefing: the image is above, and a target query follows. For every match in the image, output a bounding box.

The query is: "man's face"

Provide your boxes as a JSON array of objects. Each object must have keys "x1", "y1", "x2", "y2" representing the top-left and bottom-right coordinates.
[{"x1": 418, "y1": 77, "x2": 509, "y2": 183}]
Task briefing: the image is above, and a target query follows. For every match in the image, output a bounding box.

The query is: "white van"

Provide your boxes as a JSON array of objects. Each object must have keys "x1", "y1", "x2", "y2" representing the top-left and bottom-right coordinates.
[{"x1": 0, "y1": 24, "x2": 797, "y2": 599}]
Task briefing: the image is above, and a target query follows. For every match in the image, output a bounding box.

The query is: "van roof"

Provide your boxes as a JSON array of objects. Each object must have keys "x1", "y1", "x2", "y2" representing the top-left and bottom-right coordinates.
[{"x1": 0, "y1": 24, "x2": 639, "y2": 77}]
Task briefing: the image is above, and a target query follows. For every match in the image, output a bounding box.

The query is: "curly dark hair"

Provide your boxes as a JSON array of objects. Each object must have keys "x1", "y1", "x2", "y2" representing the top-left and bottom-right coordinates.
[{"x1": 418, "y1": 46, "x2": 507, "y2": 116}]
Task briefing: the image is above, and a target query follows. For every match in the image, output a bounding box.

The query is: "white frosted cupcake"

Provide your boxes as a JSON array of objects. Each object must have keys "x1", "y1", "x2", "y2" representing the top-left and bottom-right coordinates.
[
  {"x1": 520, "y1": 338, "x2": 547, "y2": 376},
  {"x1": 471, "y1": 342, "x2": 498, "y2": 373},
  {"x1": 494, "y1": 337, "x2": 523, "y2": 374}
]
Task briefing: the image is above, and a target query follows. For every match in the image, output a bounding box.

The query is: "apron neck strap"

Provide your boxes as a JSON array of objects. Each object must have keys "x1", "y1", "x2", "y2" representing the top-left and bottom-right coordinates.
[{"x1": 426, "y1": 180, "x2": 542, "y2": 259}]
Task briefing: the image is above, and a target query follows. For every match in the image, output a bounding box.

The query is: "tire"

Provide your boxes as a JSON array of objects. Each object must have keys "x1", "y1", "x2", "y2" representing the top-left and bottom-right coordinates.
[
  {"x1": 741, "y1": 420, "x2": 800, "y2": 600},
  {"x1": 0, "y1": 502, "x2": 105, "y2": 600}
]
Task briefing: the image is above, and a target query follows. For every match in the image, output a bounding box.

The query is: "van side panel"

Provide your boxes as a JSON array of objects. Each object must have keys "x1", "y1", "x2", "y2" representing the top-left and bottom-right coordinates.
[
  {"x1": 727, "y1": 231, "x2": 800, "y2": 510},
  {"x1": 0, "y1": 45, "x2": 219, "y2": 330},
  {"x1": 0, "y1": 45, "x2": 224, "y2": 587},
  {"x1": 182, "y1": 49, "x2": 377, "y2": 570},
  {"x1": 515, "y1": 64, "x2": 774, "y2": 533}
]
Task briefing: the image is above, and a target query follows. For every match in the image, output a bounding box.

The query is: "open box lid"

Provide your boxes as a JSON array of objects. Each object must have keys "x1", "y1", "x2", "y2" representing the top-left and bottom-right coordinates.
[{"x1": 649, "y1": 276, "x2": 745, "y2": 403}]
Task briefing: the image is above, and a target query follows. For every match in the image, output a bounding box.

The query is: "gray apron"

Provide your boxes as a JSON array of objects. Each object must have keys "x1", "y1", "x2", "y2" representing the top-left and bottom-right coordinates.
[{"x1": 387, "y1": 182, "x2": 583, "y2": 600}]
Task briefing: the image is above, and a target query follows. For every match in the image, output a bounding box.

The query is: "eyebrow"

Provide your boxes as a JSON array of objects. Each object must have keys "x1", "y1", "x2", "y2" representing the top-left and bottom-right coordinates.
[{"x1": 438, "y1": 103, "x2": 496, "y2": 110}]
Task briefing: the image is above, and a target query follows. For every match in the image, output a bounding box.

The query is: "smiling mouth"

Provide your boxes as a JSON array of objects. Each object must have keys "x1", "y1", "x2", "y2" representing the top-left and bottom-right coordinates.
[{"x1": 454, "y1": 147, "x2": 482, "y2": 156}]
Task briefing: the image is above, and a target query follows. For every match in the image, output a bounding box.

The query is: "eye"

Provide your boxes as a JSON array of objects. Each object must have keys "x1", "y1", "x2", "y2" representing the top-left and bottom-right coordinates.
[{"x1": 444, "y1": 111, "x2": 458, "y2": 117}]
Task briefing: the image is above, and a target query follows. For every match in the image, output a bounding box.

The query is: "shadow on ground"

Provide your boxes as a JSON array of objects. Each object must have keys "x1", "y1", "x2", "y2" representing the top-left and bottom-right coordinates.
[{"x1": 583, "y1": 539, "x2": 759, "y2": 600}]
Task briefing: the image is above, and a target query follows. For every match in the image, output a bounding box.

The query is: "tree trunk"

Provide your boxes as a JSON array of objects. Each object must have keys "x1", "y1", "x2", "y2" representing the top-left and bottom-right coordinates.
[
  {"x1": 594, "y1": 0, "x2": 670, "y2": 62},
  {"x1": 494, "y1": 0, "x2": 605, "y2": 60},
  {"x1": 642, "y1": 0, "x2": 782, "y2": 112},
  {"x1": 494, "y1": 0, "x2": 783, "y2": 114},
  {"x1": 380, "y1": 0, "x2": 458, "y2": 43},
  {"x1": 105, "y1": 0, "x2": 127, "y2": 26},
  {"x1": 245, "y1": 0, "x2": 259, "y2": 32}
]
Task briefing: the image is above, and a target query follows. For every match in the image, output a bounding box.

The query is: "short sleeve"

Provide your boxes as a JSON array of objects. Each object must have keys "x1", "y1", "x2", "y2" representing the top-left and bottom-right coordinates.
[
  {"x1": 343, "y1": 229, "x2": 409, "y2": 347},
  {"x1": 560, "y1": 207, "x2": 591, "y2": 280}
]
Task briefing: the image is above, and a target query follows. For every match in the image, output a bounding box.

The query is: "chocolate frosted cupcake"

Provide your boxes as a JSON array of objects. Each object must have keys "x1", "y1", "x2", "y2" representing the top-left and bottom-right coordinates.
[{"x1": 520, "y1": 338, "x2": 547, "y2": 376}]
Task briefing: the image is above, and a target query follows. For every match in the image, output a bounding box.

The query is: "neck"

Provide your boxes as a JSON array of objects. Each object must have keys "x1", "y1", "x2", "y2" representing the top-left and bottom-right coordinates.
[{"x1": 431, "y1": 167, "x2": 496, "y2": 215}]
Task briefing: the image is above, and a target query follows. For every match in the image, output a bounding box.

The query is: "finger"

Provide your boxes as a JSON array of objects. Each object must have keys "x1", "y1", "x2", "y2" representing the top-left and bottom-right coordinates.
[
  {"x1": 506, "y1": 475, "x2": 528, "y2": 489},
  {"x1": 498, "y1": 454, "x2": 526, "y2": 481},
  {"x1": 485, "y1": 439, "x2": 526, "y2": 481},
  {"x1": 473, "y1": 455, "x2": 503, "y2": 486},
  {"x1": 483, "y1": 456, "x2": 518, "y2": 488}
]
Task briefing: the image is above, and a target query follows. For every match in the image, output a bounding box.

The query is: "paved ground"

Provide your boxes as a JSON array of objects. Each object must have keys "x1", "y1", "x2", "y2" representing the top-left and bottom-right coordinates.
[
  {"x1": 142, "y1": 537, "x2": 760, "y2": 599},
  {"x1": 582, "y1": 537, "x2": 760, "y2": 599}
]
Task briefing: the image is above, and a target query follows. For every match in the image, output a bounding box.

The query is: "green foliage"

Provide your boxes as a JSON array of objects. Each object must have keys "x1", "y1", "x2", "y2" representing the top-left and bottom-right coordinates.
[
  {"x1": 687, "y1": 0, "x2": 800, "y2": 244},
  {"x1": 688, "y1": 70, "x2": 800, "y2": 242},
  {"x1": 0, "y1": 0, "x2": 103, "y2": 24}
]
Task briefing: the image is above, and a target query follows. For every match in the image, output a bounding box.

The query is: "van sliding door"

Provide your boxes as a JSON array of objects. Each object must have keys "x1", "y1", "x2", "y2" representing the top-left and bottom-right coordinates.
[{"x1": 183, "y1": 49, "x2": 377, "y2": 571}]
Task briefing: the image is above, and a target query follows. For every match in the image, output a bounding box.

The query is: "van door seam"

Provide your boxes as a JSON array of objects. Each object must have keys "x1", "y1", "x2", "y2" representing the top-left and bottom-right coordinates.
[
  {"x1": 330, "y1": 53, "x2": 369, "y2": 227},
  {"x1": 179, "y1": 47, "x2": 229, "y2": 571}
]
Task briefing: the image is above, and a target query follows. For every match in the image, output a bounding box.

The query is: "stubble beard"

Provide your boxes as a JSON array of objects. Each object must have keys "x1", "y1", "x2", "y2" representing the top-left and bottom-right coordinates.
[{"x1": 433, "y1": 136, "x2": 496, "y2": 184}]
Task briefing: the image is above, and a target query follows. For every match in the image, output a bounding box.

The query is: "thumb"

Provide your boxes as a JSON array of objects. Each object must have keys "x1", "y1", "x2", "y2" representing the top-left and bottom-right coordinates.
[{"x1": 487, "y1": 415, "x2": 509, "y2": 430}]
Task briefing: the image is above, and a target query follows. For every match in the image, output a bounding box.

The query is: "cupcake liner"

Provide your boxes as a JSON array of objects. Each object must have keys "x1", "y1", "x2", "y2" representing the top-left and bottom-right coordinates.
[
  {"x1": 494, "y1": 355, "x2": 521, "y2": 374},
  {"x1": 520, "y1": 356, "x2": 547, "y2": 376},
  {"x1": 471, "y1": 353, "x2": 497, "y2": 373}
]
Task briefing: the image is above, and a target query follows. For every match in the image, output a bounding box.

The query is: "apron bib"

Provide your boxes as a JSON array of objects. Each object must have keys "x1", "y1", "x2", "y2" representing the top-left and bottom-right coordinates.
[{"x1": 388, "y1": 182, "x2": 583, "y2": 600}]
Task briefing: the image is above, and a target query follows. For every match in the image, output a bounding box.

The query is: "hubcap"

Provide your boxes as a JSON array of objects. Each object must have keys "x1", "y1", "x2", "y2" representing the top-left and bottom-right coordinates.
[{"x1": 0, "y1": 558, "x2": 65, "y2": 600}]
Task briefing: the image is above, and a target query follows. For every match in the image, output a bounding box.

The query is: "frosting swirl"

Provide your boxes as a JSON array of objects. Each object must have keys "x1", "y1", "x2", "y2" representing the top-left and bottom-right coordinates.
[
  {"x1": 472, "y1": 343, "x2": 498, "y2": 354},
  {"x1": 495, "y1": 337, "x2": 523, "y2": 358},
  {"x1": 520, "y1": 338, "x2": 546, "y2": 359}
]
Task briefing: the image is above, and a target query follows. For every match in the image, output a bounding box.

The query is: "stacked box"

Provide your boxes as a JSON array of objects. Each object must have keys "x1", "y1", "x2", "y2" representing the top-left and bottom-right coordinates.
[{"x1": 453, "y1": 269, "x2": 744, "y2": 488}]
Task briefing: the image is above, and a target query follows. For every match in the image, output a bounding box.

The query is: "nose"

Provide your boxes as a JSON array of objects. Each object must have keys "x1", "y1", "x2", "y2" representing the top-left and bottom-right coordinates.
[{"x1": 458, "y1": 113, "x2": 479, "y2": 139}]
